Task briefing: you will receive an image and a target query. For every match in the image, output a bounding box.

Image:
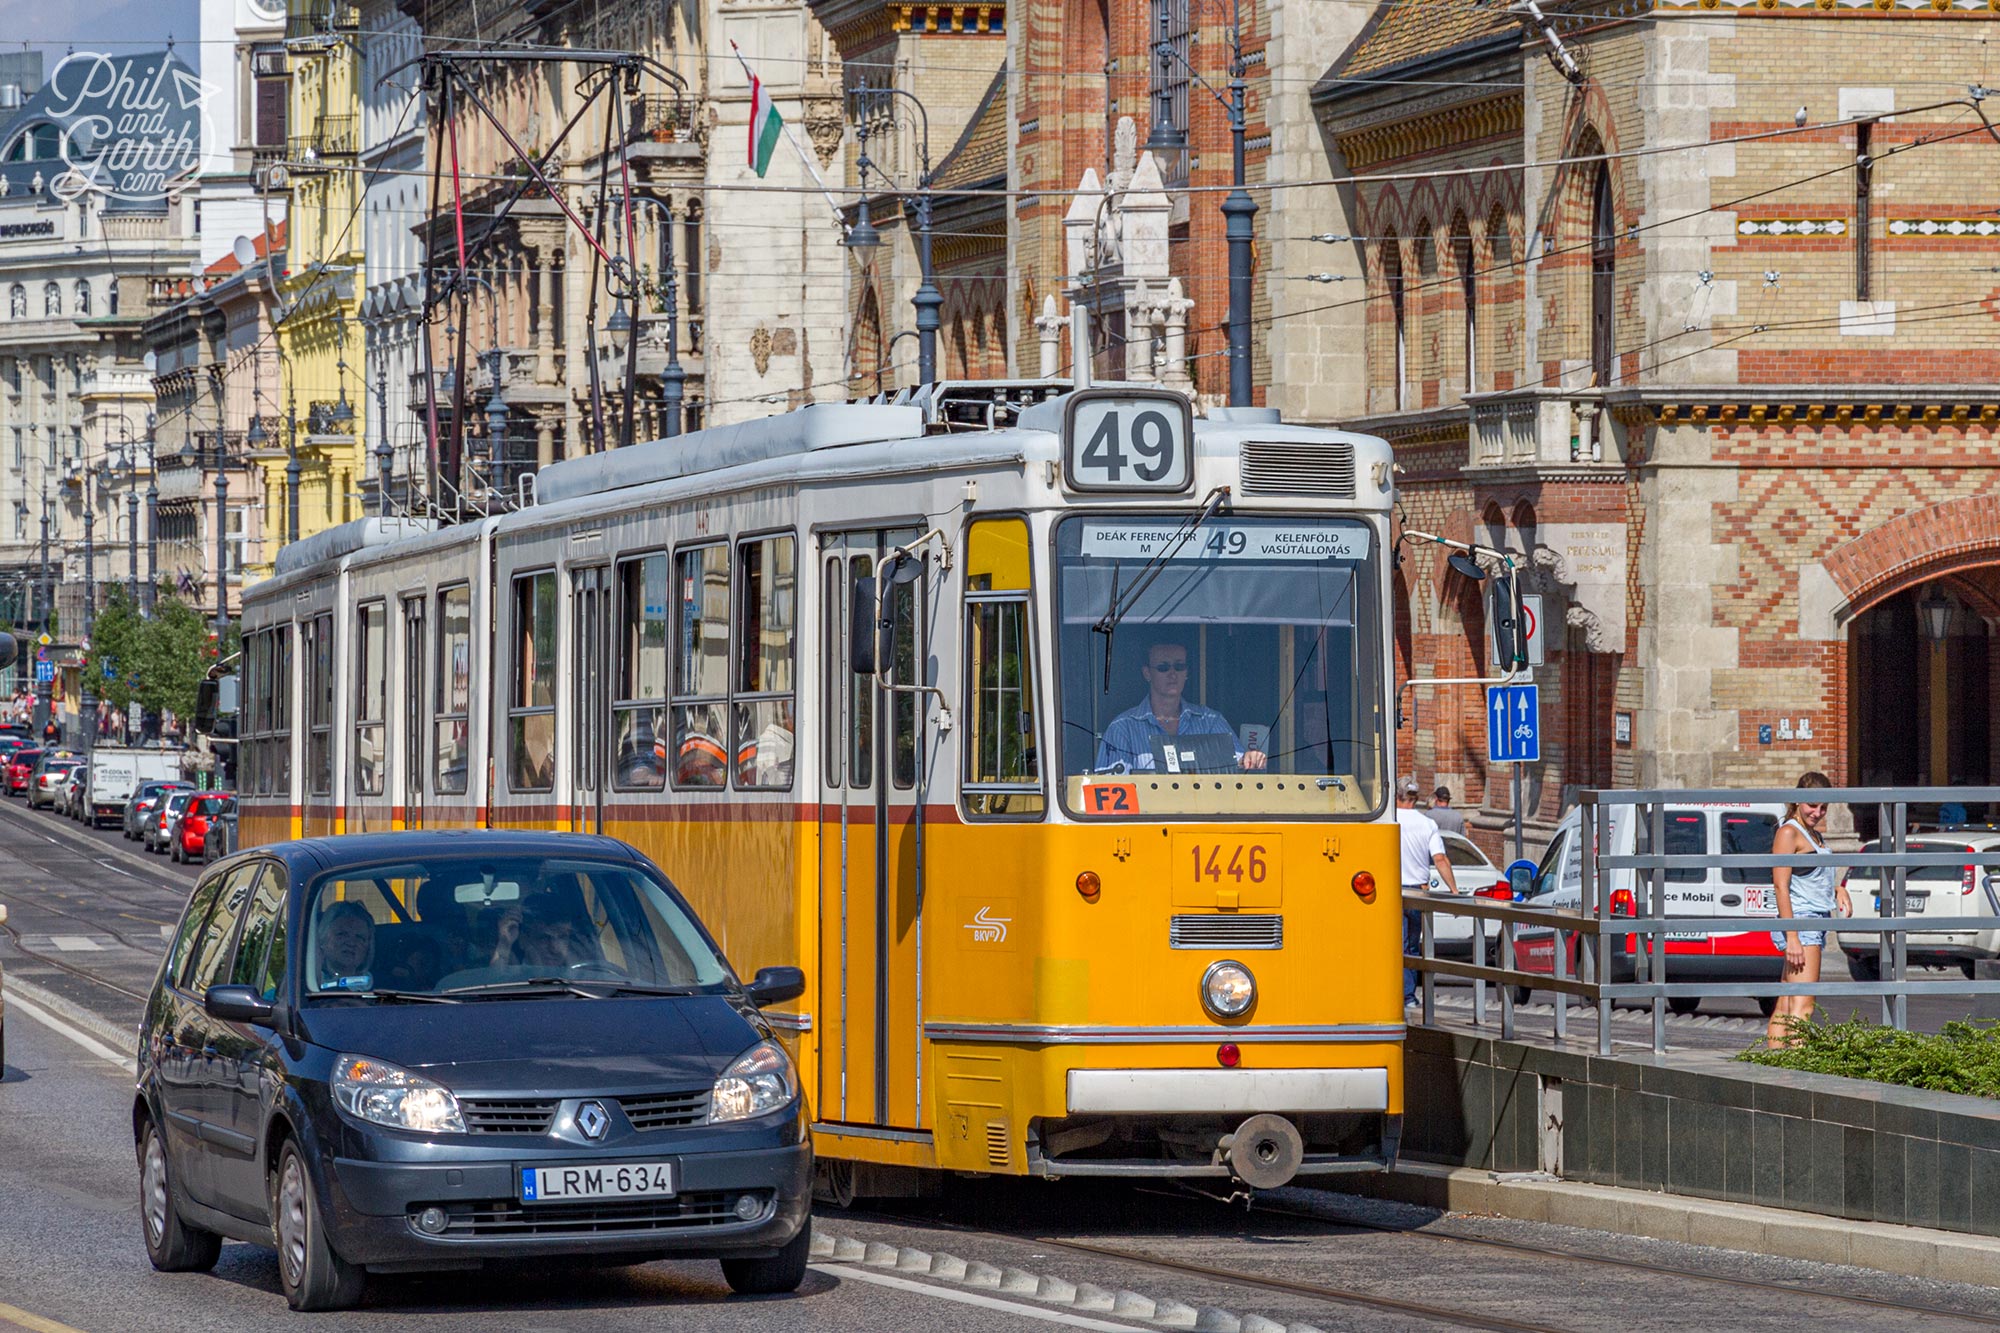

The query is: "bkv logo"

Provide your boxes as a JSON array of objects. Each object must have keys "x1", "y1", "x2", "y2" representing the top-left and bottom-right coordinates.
[{"x1": 963, "y1": 906, "x2": 1011, "y2": 944}]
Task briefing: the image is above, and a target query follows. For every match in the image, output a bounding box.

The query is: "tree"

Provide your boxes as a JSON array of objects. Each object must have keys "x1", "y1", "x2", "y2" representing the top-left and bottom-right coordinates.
[
  {"x1": 131, "y1": 597, "x2": 211, "y2": 721},
  {"x1": 88, "y1": 587, "x2": 142, "y2": 713}
]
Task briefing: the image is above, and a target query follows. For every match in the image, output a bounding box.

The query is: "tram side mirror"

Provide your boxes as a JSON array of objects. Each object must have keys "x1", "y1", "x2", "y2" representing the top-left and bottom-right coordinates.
[
  {"x1": 851, "y1": 576, "x2": 882, "y2": 675},
  {"x1": 193, "y1": 680, "x2": 219, "y2": 735}
]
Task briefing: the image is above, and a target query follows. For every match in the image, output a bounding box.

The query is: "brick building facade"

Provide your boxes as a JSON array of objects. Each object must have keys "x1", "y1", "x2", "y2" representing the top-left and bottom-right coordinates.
[{"x1": 1318, "y1": 0, "x2": 2000, "y2": 843}]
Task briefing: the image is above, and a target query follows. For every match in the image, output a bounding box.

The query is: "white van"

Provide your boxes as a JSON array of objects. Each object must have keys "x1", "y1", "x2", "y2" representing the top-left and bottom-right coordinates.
[
  {"x1": 1513, "y1": 800, "x2": 1789, "y2": 1016},
  {"x1": 84, "y1": 746, "x2": 181, "y2": 829}
]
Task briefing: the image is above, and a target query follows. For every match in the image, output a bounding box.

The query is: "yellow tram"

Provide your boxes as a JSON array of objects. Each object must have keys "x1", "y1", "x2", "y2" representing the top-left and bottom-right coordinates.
[{"x1": 236, "y1": 383, "x2": 1404, "y2": 1190}]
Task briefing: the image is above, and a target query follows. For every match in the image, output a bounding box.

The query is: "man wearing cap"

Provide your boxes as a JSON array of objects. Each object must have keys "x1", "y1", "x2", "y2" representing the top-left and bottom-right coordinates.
[
  {"x1": 1429, "y1": 786, "x2": 1467, "y2": 835},
  {"x1": 1397, "y1": 778, "x2": 1458, "y2": 1004}
]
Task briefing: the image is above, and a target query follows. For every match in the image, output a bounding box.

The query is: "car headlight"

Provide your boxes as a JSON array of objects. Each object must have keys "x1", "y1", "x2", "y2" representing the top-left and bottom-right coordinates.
[
  {"x1": 1201, "y1": 959, "x2": 1256, "y2": 1019},
  {"x1": 708, "y1": 1040, "x2": 797, "y2": 1123},
  {"x1": 332, "y1": 1055, "x2": 465, "y2": 1134}
]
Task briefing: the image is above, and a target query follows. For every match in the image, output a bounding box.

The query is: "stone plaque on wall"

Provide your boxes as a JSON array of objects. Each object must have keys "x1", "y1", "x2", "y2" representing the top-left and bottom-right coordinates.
[{"x1": 1538, "y1": 522, "x2": 1627, "y2": 652}]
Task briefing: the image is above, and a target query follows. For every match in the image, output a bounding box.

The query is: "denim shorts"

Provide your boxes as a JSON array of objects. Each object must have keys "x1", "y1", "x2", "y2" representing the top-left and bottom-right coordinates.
[{"x1": 1771, "y1": 908, "x2": 1831, "y2": 951}]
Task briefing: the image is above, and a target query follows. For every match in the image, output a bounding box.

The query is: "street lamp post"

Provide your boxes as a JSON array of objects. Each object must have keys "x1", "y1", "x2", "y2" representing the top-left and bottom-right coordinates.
[
  {"x1": 212, "y1": 429, "x2": 230, "y2": 638},
  {"x1": 33, "y1": 483, "x2": 48, "y2": 737},
  {"x1": 608, "y1": 192, "x2": 687, "y2": 438},
  {"x1": 844, "y1": 82, "x2": 938, "y2": 386},
  {"x1": 1147, "y1": 0, "x2": 1257, "y2": 406},
  {"x1": 125, "y1": 442, "x2": 139, "y2": 607},
  {"x1": 81, "y1": 469, "x2": 96, "y2": 753},
  {"x1": 144, "y1": 427, "x2": 158, "y2": 616},
  {"x1": 286, "y1": 391, "x2": 301, "y2": 548},
  {"x1": 374, "y1": 360, "x2": 393, "y2": 515}
]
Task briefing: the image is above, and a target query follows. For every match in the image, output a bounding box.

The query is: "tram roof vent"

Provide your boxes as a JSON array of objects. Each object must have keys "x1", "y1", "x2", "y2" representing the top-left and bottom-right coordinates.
[
  {"x1": 534, "y1": 404, "x2": 926, "y2": 505},
  {"x1": 273, "y1": 515, "x2": 438, "y2": 577},
  {"x1": 1238, "y1": 438, "x2": 1357, "y2": 499}
]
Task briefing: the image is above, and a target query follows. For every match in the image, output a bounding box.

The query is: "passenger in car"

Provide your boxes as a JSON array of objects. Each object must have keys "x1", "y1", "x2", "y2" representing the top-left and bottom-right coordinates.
[{"x1": 314, "y1": 902, "x2": 376, "y2": 990}]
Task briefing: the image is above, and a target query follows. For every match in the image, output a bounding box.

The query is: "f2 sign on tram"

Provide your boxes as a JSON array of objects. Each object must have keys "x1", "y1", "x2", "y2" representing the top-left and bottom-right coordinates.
[{"x1": 1062, "y1": 388, "x2": 1195, "y2": 493}]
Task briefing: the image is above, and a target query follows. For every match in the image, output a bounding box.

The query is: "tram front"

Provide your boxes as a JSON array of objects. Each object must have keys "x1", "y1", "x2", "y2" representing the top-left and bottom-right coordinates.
[{"x1": 930, "y1": 390, "x2": 1402, "y2": 1190}]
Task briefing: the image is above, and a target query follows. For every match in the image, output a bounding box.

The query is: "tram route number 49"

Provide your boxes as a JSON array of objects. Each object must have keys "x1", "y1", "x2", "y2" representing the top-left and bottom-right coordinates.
[{"x1": 1062, "y1": 388, "x2": 1194, "y2": 493}]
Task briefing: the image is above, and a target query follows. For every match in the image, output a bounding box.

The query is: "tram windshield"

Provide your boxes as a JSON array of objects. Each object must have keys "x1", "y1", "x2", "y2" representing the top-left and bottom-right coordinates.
[{"x1": 1054, "y1": 514, "x2": 1385, "y2": 817}]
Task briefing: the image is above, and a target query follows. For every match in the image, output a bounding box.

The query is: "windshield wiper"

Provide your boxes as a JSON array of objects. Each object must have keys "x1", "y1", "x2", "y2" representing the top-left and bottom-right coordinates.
[
  {"x1": 598, "y1": 983, "x2": 702, "y2": 996},
  {"x1": 1091, "y1": 486, "x2": 1232, "y2": 651},
  {"x1": 439, "y1": 977, "x2": 603, "y2": 999},
  {"x1": 314, "y1": 987, "x2": 459, "y2": 1004}
]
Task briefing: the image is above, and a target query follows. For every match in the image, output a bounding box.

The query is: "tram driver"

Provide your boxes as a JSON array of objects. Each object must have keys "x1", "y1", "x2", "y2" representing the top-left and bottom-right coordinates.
[{"x1": 1094, "y1": 639, "x2": 1268, "y2": 773}]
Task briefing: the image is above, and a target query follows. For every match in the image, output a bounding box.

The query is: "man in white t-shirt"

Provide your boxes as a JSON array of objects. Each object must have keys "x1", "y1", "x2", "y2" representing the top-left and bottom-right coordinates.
[{"x1": 1396, "y1": 777, "x2": 1457, "y2": 1002}]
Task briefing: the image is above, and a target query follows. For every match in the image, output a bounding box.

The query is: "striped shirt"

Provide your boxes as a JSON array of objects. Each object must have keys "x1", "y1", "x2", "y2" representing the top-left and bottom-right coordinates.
[{"x1": 1094, "y1": 698, "x2": 1238, "y2": 772}]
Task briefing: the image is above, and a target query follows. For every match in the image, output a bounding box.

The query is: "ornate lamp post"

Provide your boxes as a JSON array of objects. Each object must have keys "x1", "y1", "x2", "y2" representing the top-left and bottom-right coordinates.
[
  {"x1": 373, "y1": 360, "x2": 393, "y2": 515},
  {"x1": 144, "y1": 420, "x2": 158, "y2": 616},
  {"x1": 609, "y1": 192, "x2": 687, "y2": 438},
  {"x1": 80, "y1": 464, "x2": 97, "y2": 753},
  {"x1": 845, "y1": 81, "x2": 938, "y2": 385},
  {"x1": 34, "y1": 474, "x2": 49, "y2": 737},
  {"x1": 286, "y1": 388, "x2": 301, "y2": 548},
  {"x1": 211, "y1": 427, "x2": 230, "y2": 638}
]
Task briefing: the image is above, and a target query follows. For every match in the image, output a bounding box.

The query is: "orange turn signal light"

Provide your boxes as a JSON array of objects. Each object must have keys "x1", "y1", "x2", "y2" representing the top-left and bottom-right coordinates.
[
  {"x1": 1351, "y1": 870, "x2": 1377, "y2": 903},
  {"x1": 1076, "y1": 870, "x2": 1102, "y2": 903}
]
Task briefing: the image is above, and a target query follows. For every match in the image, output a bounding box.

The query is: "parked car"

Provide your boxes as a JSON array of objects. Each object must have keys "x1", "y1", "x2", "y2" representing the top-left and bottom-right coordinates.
[
  {"x1": 147, "y1": 789, "x2": 197, "y2": 854},
  {"x1": 58, "y1": 767, "x2": 86, "y2": 818},
  {"x1": 125, "y1": 781, "x2": 193, "y2": 841},
  {"x1": 1513, "y1": 801, "x2": 1789, "y2": 1017},
  {"x1": 29, "y1": 755, "x2": 82, "y2": 811},
  {"x1": 175, "y1": 793, "x2": 235, "y2": 864},
  {"x1": 1417, "y1": 832, "x2": 1515, "y2": 962},
  {"x1": 1837, "y1": 832, "x2": 2000, "y2": 981},
  {"x1": 134, "y1": 831, "x2": 811, "y2": 1311},
  {"x1": 6, "y1": 748, "x2": 43, "y2": 797},
  {"x1": 0, "y1": 735, "x2": 33, "y2": 768}
]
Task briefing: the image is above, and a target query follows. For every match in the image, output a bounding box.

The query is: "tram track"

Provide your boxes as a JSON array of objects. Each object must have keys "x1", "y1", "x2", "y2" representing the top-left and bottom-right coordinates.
[{"x1": 0, "y1": 917, "x2": 151, "y2": 1004}]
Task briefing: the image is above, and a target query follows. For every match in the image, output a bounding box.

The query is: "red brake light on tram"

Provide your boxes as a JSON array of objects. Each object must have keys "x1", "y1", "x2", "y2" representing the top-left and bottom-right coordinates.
[
  {"x1": 1351, "y1": 871, "x2": 1376, "y2": 903},
  {"x1": 1216, "y1": 1043, "x2": 1241, "y2": 1068},
  {"x1": 1076, "y1": 871, "x2": 1101, "y2": 903}
]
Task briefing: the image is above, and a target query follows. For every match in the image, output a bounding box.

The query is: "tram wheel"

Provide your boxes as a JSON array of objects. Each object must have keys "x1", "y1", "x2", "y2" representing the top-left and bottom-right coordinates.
[{"x1": 813, "y1": 1158, "x2": 858, "y2": 1209}]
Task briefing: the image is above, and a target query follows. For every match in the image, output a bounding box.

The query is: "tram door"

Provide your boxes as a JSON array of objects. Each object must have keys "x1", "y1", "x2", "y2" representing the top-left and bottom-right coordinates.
[
  {"x1": 819, "y1": 529, "x2": 926, "y2": 1129},
  {"x1": 400, "y1": 595, "x2": 424, "y2": 830},
  {"x1": 570, "y1": 566, "x2": 612, "y2": 833}
]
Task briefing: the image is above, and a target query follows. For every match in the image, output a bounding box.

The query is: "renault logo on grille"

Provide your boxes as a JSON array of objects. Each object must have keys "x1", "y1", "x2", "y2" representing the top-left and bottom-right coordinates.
[{"x1": 575, "y1": 1100, "x2": 610, "y2": 1141}]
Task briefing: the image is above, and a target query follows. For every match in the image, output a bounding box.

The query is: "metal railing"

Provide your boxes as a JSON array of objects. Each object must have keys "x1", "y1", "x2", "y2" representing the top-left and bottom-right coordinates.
[{"x1": 1406, "y1": 786, "x2": 2000, "y2": 1054}]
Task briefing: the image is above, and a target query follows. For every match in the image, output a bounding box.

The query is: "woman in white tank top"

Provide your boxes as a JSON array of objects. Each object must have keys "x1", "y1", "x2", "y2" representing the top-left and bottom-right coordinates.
[{"x1": 1764, "y1": 772, "x2": 1851, "y2": 1048}]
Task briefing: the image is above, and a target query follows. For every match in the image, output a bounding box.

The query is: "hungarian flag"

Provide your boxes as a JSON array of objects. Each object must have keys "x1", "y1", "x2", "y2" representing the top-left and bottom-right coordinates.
[{"x1": 747, "y1": 67, "x2": 782, "y2": 178}]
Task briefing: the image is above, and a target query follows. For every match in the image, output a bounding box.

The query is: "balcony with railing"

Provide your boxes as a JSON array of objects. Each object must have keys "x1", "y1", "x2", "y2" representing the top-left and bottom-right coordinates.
[
  {"x1": 625, "y1": 96, "x2": 698, "y2": 146},
  {"x1": 285, "y1": 2, "x2": 359, "y2": 49},
  {"x1": 288, "y1": 116, "x2": 358, "y2": 172}
]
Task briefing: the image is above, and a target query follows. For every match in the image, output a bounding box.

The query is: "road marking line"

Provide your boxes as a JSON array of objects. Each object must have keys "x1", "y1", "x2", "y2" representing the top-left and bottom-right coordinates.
[
  {"x1": 94, "y1": 860, "x2": 135, "y2": 879},
  {"x1": 4, "y1": 989, "x2": 135, "y2": 1070},
  {"x1": 0, "y1": 1300, "x2": 92, "y2": 1333},
  {"x1": 813, "y1": 1265, "x2": 1150, "y2": 1331},
  {"x1": 46, "y1": 936, "x2": 104, "y2": 952}
]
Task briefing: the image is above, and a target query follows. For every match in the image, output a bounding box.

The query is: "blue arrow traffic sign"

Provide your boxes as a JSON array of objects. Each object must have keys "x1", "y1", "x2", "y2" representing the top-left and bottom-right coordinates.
[
  {"x1": 34, "y1": 661, "x2": 53, "y2": 683},
  {"x1": 1487, "y1": 683, "x2": 1540, "y2": 764}
]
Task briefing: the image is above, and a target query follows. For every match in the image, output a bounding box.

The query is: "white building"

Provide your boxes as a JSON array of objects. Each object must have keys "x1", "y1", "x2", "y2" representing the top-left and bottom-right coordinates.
[
  {"x1": 359, "y1": 0, "x2": 425, "y2": 514},
  {"x1": 196, "y1": 0, "x2": 291, "y2": 273}
]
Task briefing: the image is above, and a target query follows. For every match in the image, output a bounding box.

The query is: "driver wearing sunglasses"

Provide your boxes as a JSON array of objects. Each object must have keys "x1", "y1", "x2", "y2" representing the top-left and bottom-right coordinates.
[{"x1": 1094, "y1": 640, "x2": 1268, "y2": 773}]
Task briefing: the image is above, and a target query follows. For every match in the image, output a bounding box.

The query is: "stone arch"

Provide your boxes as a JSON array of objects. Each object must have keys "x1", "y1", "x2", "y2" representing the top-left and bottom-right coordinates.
[{"x1": 1808, "y1": 495, "x2": 2000, "y2": 633}]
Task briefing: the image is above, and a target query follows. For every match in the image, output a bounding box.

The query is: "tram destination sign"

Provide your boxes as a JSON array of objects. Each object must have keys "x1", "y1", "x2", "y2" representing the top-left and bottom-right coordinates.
[
  {"x1": 1061, "y1": 388, "x2": 1193, "y2": 494},
  {"x1": 1079, "y1": 519, "x2": 1365, "y2": 562}
]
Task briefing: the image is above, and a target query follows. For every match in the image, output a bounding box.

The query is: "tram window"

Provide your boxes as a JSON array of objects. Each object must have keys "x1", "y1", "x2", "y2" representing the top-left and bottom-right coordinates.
[
  {"x1": 671, "y1": 545, "x2": 729, "y2": 790},
  {"x1": 434, "y1": 586, "x2": 471, "y2": 795},
  {"x1": 275, "y1": 624, "x2": 293, "y2": 794},
  {"x1": 239, "y1": 630, "x2": 261, "y2": 797},
  {"x1": 848, "y1": 556, "x2": 874, "y2": 788},
  {"x1": 305, "y1": 613, "x2": 334, "y2": 797},
  {"x1": 963, "y1": 518, "x2": 1043, "y2": 819},
  {"x1": 732, "y1": 535, "x2": 796, "y2": 790},
  {"x1": 823, "y1": 558, "x2": 843, "y2": 788},
  {"x1": 509, "y1": 571, "x2": 558, "y2": 792},
  {"x1": 614, "y1": 554, "x2": 669, "y2": 791},
  {"x1": 891, "y1": 574, "x2": 918, "y2": 790},
  {"x1": 354, "y1": 602, "x2": 386, "y2": 797}
]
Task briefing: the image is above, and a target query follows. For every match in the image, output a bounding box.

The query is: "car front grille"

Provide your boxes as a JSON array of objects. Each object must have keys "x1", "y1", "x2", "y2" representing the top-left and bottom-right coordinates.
[
  {"x1": 460, "y1": 1097, "x2": 560, "y2": 1134},
  {"x1": 435, "y1": 1191, "x2": 739, "y2": 1237},
  {"x1": 619, "y1": 1090, "x2": 710, "y2": 1130},
  {"x1": 1169, "y1": 914, "x2": 1284, "y2": 950}
]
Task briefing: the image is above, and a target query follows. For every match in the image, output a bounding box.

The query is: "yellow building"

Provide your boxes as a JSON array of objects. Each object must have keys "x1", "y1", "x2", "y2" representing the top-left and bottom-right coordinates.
[{"x1": 270, "y1": 0, "x2": 368, "y2": 565}]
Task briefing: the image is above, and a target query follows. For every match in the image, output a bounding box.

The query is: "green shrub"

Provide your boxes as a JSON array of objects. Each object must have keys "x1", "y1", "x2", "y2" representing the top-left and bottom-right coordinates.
[{"x1": 1739, "y1": 1015, "x2": 2000, "y2": 1098}]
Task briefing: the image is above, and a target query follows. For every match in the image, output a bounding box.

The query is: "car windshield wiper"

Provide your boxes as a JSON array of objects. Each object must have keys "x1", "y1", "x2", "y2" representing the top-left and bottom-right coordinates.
[
  {"x1": 357, "y1": 988, "x2": 461, "y2": 1004},
  {"x1": 439, "y1": 977, "x2": 604, "y2": 999},
  {"x1": 598, "y1": 982, "x2": 703, "y2": 997}
]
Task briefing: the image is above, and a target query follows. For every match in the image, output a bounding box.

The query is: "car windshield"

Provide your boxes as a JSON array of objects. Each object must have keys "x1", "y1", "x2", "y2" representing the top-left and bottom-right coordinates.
[
  {"x1": 300, "y1": 855, "x2": 733, "y2": 999},
  {"x1": 1055, "y1": 514, "x2": 1386, "y2": 817}
]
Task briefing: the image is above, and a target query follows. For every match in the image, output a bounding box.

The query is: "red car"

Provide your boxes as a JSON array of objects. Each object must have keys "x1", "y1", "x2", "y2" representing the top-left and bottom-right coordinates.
[
  {"x1": 5, "y1": 748, "x2": 42, "y2": 796},
  {"x1": 175, "y1": 792, "x2": 235, "y2": 864}
]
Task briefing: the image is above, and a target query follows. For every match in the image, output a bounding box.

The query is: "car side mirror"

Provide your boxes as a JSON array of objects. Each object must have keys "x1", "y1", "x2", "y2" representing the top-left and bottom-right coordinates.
[
  {"x1": 745, "y1": 965, "x2": 806, "y2": 1008},
  {"x1": 204, "y1": 984, "x2": 275, "y2": 1025}
]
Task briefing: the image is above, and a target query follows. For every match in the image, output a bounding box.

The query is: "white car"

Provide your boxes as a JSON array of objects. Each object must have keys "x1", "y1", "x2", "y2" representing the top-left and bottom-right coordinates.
[
  {"x1": 1837, "y1": 832, "x2": 2000, "y2": 981},
  {"x1": 1419, "y1": 831, "x2": 1512, "y2": 961}
]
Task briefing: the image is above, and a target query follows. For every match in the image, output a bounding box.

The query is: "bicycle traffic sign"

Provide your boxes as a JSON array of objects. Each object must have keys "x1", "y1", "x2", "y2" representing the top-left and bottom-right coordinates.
[{"x1": 1487, "y1": 683, "x2": 1540, "y2": 764}]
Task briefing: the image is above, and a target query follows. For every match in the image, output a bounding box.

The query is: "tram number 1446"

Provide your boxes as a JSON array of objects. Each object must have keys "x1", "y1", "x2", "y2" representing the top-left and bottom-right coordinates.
[{"x1": 1190, "y1": 843, "x2": 1270, "y2": 885}]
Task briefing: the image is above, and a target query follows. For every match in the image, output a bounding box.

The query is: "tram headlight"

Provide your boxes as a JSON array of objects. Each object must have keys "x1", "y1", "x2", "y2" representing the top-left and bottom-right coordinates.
[{"x1": 1200, "y1": 960, "x2": 1257, "y2": 1020}]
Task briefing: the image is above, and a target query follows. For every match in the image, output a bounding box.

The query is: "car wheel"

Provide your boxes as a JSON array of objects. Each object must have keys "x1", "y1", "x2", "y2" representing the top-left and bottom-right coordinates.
[
  {"x1": 1847, "y1": 951, "x2": 1881, "y2": 982},
  {"x1": 1667, "y1": 997, "x2": 1701, "y2": 1017},
  {"x1": 721, "y1": 1216, "x2": 811, "y2": 1296},
  {"x1": 272, "y1": 1140, "x2": 364, "y2": 1311},
  {"x1": 138, "y1": 1117, "x2": 221, "y2": 1273}
]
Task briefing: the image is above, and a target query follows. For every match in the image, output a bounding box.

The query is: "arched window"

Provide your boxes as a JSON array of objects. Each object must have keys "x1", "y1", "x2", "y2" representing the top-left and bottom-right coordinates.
[
  {"x1": 74, "y1": 280, "x2": 90, "y2": 316},
  {"x1": 1451, "y1": 216, "x2": 1476, "y2": 396},
  {"x1": 7, "y1": 285, "x2": 22, "y2": 320},
  {"x1": 42, "y1": 282, "x2": 59, "y2": 317},
  {"x1": 951, "y1": 319, "x2": 971, "y2": 380},
  {"x1": 107, "y1": 280, "x2": 119, "y2": 316},
  {"x1": 854, "y1": 287, "x2": 885, "y2": 392},
  {"x1": 1414, "y1": 224, "x2": 1437, "y2": 402},
  {"x1": 1382, "y1": 236, "x2": 1406, "y2": 411},
  {"x1": 1591, "y1": 165, "x2": 1615, "y2": 387}
]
